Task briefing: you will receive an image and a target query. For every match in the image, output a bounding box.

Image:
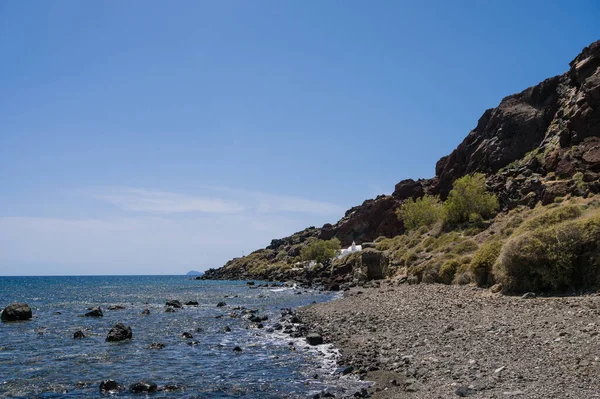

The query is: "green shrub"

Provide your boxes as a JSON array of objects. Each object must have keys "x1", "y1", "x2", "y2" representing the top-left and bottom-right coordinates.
[
  {"x1": 443, "y1": 173, "x2": 498, "y2": 225},
  {"x1": 440, "y1": 259, "x2": 460, "y2": 284},
  {"x1": 494, "y1": 210, "x2": 600, "y2": 293},
  {"x1": 397, "y1": 195, "x2": 444, "y2": 231},
  {"x1": 301, "y1": 238, "x2": 341, "y2": 264},
  {"x1": 403, "y1": 250, "x2": 419, "y2": 267},
  {"x1": 471, "y1": 240, "x2": 503, "y2": 287},
  {"x1": 450, "y1": 239, "x2": 479, "y2": 255},
  {"x1": 518, "y1": 205, "x2": 582, "y2": 233}
]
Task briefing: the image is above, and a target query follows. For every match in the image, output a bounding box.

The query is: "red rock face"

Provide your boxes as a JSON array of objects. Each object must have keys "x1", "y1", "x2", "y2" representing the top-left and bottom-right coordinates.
[
  {"x1": 206, "y1": 41, "x2": 600, "y2": 281},
  {"x1": 320, "y1": 196, "x2": 404, "y2": 247}
]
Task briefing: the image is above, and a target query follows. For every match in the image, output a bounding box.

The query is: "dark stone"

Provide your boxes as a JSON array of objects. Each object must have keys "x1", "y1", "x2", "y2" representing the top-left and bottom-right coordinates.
[
  {"x1": 107, "y1": 305, "x2": 125, "y2": 310},
  {"x1": 84, "y1": 306, "x2": 103, "y2": 318},
  {"x1": 223, "y1": 326, "x2": 231, "y2": 332},
  {"x1": 362, "y1": 249, "x2": 389, "y2": 280},
  {"x1": 165, "y1": 300, "x2": 182, "y2": 309},
  {"x1": 149, "y1": 342, "x2": 165, "y2": 349},
  {"x1": 106, "y1": 323, "x2": 132, "y2": 342},
  {"x1": 181, "y1": 332, "x2": 193, "y2": 339},
  {"x1": 141, "y1": 309, "x2": 150, "y2": 315},
  {"x1": 246, "y1": 281, "x2": 255, "y2": 286},
  {"x1": 306, "y1": 333, "x2": 324, "y2": 346},
  {"x1": 184, "y1": 301, "x2": 199, "y2": 306},
  {"x1": 341, "y1": 365, "x2": 354, "y2": 375},
  {"x1": 130, "y1": 381, "x2": 157, "y2": 393},
  {"x1": 1, "y1": 303, "x2": 32, "y2": 321},
  {"x1": 217, "y1": 302, "x2": 226, "y2": 307},
  {"x1": 392, "y1": 178, "x2": 425, "y2": 200},
  {"x1": 522, "y1": 292, "x2": 536, "y2": 299},
  {"x1": 99, "y1": 379, "x2": 121, "y2": 393},
  {"x1": 165, "y1": 307, "x2": 175, "y2": 313},
  {"x1": 163, "y1": 385, "x2": 182, "y2": 391},
  {"x1": 455, "y1": 386, "x2": 474, "y2": 397},
  {"x1": 73, "y1": 330, "x2": 86, "y2": 339},
  {"x1": 233, "y1": 346, "x2": 242, "y2": 352}
]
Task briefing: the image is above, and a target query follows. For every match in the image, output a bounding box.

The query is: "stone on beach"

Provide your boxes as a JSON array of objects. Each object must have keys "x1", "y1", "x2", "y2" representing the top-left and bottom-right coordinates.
[{"x1": 306, "y1": 333, "x2": 324, "y2": 345}]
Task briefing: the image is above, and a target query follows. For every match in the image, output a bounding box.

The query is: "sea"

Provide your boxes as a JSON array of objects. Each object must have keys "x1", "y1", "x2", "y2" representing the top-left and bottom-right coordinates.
[{"x1": 0, "y1": 276, "x2": 366, "y2": 399}]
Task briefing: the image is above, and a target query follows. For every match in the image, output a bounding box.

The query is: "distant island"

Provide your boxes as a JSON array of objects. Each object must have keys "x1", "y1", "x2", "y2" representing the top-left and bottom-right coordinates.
[{"x1": 185, "y1": 270, "x2": 204, "y2": 276}]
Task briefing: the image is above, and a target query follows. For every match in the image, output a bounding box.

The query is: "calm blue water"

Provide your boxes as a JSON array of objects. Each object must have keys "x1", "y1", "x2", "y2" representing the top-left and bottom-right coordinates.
[{"x1": 0, "y1": 276, "x2": 362, "y2": 398}]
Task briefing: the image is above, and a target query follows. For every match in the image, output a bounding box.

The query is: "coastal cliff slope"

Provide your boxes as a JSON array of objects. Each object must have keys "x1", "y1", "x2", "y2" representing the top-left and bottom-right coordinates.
[{"x1": 203, "y1": 41, "x2": 600, "y2": 289}]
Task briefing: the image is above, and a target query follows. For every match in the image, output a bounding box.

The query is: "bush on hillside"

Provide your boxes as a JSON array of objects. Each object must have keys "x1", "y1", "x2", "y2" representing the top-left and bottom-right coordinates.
[
  {"x1": 471, "y1": 240, "x2": 503, "y2": 287},
  {"x1": 517, "y1": 204, "x2": 582, "y2": 233},
  {"x1": 444, "y1": 173, "x2": 498, "y2": 225},
  {"x1": 494, "y1": 210, "x2": 600, "y2": 293},
  {"x1": 396, "y1": 195, "x2": 444, "y2": 231},
  {"x1": 439, "y1": 259, "x2": 460, "y2": 284},
  {"x1": 301, "y1": 238, "x2": 341, "y2": 264}
]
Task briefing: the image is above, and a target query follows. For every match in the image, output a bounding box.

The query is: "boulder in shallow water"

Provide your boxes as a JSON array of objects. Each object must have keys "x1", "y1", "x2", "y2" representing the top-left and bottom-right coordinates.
[
  {"x1": 141, "y1": 309, "x2": 150, "y2": 315},
  {"x1": 107, "y1": 305, "x2": 125, "y2": 310},
  {"x1": 73, "y1": 330, "x2": 86, "y2": 339},
  {"x1": 306, "y1": 333, "x2": 324, "y2": 346},
  {"x1": 1, "y1": 303, "x2": 32, "y2": 321},
  {"x1": 216, "y1": 302, "x2": 226, "y2": 307},
  {"x1": 99, "y1": 379, "x2": 122, "y2": 393},
  {"x1": 165, "y1": 300, "x2": 182, "y2": 308},
  {"x1": 84, "y1": 306, "x2": 103, "y2": 318},
  {"x1": 106, "y1": 323, "x2": 132, "y2": 342},
  {"x1": 148, "y1": 342, "x2": 165, "y2": 350},
  {"x1": 130, "y1": 381, "x2": 157, "y2": 393},
  {"x1": 184, "y1": 301, "x2": 199, "y2": 306}
]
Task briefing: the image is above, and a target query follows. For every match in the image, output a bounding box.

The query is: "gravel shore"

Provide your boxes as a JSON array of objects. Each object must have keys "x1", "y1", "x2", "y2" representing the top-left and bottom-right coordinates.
[{"x1": 298, "y1": 282, "x2": 600, "y2": 398}]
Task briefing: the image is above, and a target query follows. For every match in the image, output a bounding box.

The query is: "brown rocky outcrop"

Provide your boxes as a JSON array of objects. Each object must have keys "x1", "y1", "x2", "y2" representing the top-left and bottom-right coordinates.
[{"x1": 203, "y1": 40, "x2": 600, "y2": 285}]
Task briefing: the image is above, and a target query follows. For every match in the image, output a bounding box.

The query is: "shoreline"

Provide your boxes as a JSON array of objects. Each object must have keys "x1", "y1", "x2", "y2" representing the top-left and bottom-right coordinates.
[{"x1": 297, "y1": 282, "x2": 600, "y2": 398}]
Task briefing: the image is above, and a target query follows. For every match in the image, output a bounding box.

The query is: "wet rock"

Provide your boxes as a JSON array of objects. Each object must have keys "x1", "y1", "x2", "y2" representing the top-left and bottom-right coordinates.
[
  {"x1": 181, "y1": 332, "x2": 193, "y2": 339},
  {"x1": 247, "y1": 281, "x2": 255, "y2": 286},
  {"x1": 141, "y1": 309, "x2": 150, "y2": 315},
  {"x1": 217, "y1": 302, "x2": 227, "y2": 307},
  {"x1": 165, "y1": 307, "x2": 175, "y2": 313},
  {"x1": 165, "y1": 300, "x2": 182, "y2": 308},
  {"x1": 1, "y1": 303, "x2": 33, "y2": 321},
  {"x1": 99, "y1": 379, "x2": 121, "y2": 393},
  {"x1": 185, "y1": 301, "x2": 199, "y2": 306},
  {"x1": 306, "y1": 333, "x2": 324, "y2": 345},
  {"x1": 522, "y1": 292, "x2": 536, "y2": 299},
  {"x1": 107, "y1": 305, "x2": 125, "y2": 310},
  {"x1": 106, "y1": 323, "x2": 132, "y2": 342},
  {"x1": 223, "y1": 326, "x2": 231, "y2": 332},
  {"x1": 84, "y1": 306, "x2": 103, "y2": 318},
  {"x1": 130, "y1": 381, "x2": 157, "y2": 393},
  {"x1": 233, "y1": 346, "x2": 243, "y2": 352},
  {"x1": 73, "y1": 330, "x2": 86, "y2": 339},
  {"x1": 148, "y1": 342, "x2": 165, "y2": 349}
]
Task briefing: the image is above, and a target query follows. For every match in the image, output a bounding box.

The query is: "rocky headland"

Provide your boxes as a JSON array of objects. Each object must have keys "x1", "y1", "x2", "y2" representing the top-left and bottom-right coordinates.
[{"x1": 202, "y1": 40, "x2": 600, "y2": 293}]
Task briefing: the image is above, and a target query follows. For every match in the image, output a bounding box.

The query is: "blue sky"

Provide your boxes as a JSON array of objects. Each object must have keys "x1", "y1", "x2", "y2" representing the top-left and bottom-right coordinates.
[{"x1": 0, "y1": 1, "x2": 598, "y2": 275}]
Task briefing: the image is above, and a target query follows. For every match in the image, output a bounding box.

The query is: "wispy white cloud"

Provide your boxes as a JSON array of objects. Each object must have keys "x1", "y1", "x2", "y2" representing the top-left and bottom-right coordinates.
[
  {"x1": 92, "y1": 186, "x2": 345, "y2": 216},
  {"x1": 94, "y1": 188, "x2": 245, "y2": 214}
]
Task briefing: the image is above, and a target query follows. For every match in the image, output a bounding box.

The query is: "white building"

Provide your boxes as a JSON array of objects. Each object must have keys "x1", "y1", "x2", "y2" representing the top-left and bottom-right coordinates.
[{"x1": 339, "y1": 241, "x2": 362, "y2": 258}]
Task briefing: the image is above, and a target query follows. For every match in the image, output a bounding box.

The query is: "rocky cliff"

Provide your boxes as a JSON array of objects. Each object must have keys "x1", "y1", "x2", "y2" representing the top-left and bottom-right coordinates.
[{"x1": 202, "y1": 40, "x2": 600, "y2": 286}]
